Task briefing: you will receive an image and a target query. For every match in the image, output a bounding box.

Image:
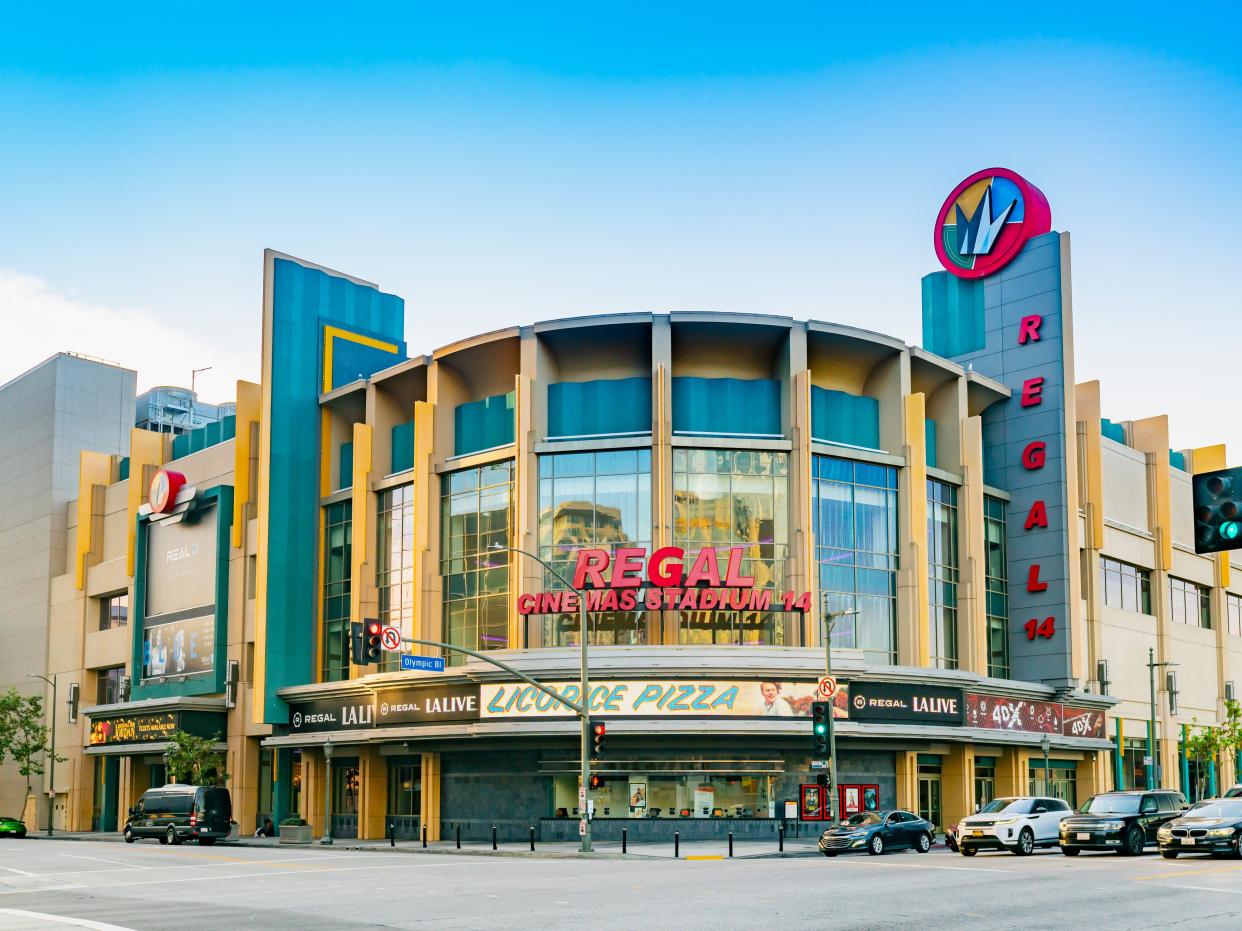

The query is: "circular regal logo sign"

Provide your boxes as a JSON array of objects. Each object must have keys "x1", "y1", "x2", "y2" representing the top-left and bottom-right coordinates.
[
  {"x1": 934, "y1": 168, "x2": 1051, "y2": 279},
  {"x1": 149, "y1": 469, "x2": 187, "y2": 514}
]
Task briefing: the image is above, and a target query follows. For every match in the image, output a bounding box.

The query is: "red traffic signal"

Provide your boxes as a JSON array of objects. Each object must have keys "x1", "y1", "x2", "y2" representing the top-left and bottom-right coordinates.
[
  {"x1": 363, "y1": 619, "x2": 383, "y2": 664},
  {"x1": 591, "y1": 722, "x2": 606, "y2": 758},
  {"x1": 588, "y1": 774, "x2": 606, "y2": 790}
]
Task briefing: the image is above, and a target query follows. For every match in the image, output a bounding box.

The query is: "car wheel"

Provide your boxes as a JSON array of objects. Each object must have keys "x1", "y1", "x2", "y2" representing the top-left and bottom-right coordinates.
[
  {"x1": 1233, "y1": 834, "x2": 1242, "y2": 860},
  {"x1": 868, "y1": 834, "x2": 885, "y2": 856},
  {"x1": 158, "y1": 833, "x2": 168, "y2": 845},
  {"x1": 1123, "y1": 827, "x2": 1144, "y2": 856},
  {"x1": 960, "y1": 846, "x2": 977, "y2": 857},
  {"x1": 167, "y1": 826, "x2": 180, "y2": 846},
  {"x1": 916, "y1": 832, "x2": 932, "y2": 853},
  {"x1": 123, "y1": 827, "x2": 135, "y2": 844},
  {"x1": 1160, "y1": 849, "x2": 1178, "y2": 859},
  {"x1": 1015, "y1": 828, "x2": 1034, "y2": 856},
  {"x1": 822, "y1": 851, "x2": 837, "y2": 857},
  {"x1": 1061, "y1": 847, "x2": 1080, "y2": 856}
]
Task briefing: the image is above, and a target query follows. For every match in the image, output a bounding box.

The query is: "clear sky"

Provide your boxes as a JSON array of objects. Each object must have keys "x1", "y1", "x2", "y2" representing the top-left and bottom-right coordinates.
[{"x1": 2, "y1": 3, "x2": 1239, "y2": 453}]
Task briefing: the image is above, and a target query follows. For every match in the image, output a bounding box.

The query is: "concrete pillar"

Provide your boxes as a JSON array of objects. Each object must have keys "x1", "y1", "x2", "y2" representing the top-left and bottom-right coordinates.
[
  {"x1": 941, "y1": 744, "x2": 974, "y2": 833},
  {"x1": 421, "y1": 752, "x2": 441, "y2": 841},
  {"x1": 894, "y1": 750, "x2": 919, "y2": 812},
  {"x1": 995, "y1": 746, "x2": 1029, "y2": 797},
  {"x1": 959, "y1": 415, "x2": 987, "y2": 674},
  {"x1": 898, "y1": 392, "x2": 930, "y2": 667},
  {"x1": 304, "y1": 752, "x2": 325, "y2": 835},
  {"x1": 359, "y1": 746, "x2": 387, "y2": 840}
]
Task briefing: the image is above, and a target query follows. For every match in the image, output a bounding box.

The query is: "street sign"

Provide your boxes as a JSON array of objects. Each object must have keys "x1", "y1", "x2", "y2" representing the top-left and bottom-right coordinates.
[
  {"x1": 810, "y1": 760, "x2": 831, "y2": 770},
  {"x1": 578, "y1": 819, "x2": 586, "y2": 837},
  {"x1": 400, "y1": 654, "x2": 445, "y2": 672},
  {"x1": 1143, "y1": 755, "x2": 1153, "y2": 766},
  {"x1": 578, "y1": 787, "x2": 587, "y2": 804},
  {"x1": 817, "y1": 676, "x2": 838, "y2": 699},
  {"x1": 380, "y1": 626, "x2": 402, "y2": 652}
]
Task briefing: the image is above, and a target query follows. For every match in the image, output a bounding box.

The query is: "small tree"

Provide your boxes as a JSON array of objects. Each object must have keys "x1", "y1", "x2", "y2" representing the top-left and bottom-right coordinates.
[
  {"x1": 1218, "y1": 699, "x2": 1242, "y2": 783},
  {"x1": 1184, "y1": 719, "x2": 1224, "y2": 802},
  {"x1": 5, "y1": 692, "x2": 65, "y2": 793},
  {"x1": 163, "y1": 732, "x2": 228, "y2": 786}
]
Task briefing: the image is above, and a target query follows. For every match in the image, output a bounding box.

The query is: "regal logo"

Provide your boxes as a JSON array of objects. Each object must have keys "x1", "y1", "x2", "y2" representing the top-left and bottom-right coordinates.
[{"x1": 934, "y1": 168, "x2": 1051, "y2": 279}]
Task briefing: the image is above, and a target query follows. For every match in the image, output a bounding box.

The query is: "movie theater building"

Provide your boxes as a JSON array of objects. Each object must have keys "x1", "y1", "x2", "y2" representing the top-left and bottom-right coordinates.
[{"x1": 40, "y1": 169, "x2": 1242, "y2": 839}]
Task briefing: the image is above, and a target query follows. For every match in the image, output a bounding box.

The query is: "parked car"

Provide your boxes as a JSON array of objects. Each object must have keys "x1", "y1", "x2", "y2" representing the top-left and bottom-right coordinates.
[
  {"x1": 819, "y1": 809, "x2": 935, "y2": 857},
  {"x1": 123, "y1": 784, "x2": 232, "y2": 846},
  {"x1": 1222, "y1": 784, "x2": 1242, "y2": 799},
  {"x1": 1157, "y1": 798, "x2": 1242, "y2": 858},
  {"x1": 1059, "y1": 790, "x2": 1187, "y2": 856},
  {"x1": 0, "y1": 816, "x2": 27, "y2": 838},
  {"x1": 958, "y1": 796, "x2": 1073, "y2": 856}
]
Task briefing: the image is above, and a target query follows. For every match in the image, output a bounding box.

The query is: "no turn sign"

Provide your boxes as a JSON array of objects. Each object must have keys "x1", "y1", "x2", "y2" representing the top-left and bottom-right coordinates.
[
  {"x1": 380, "y1": 626, "x2": 402, "y2": 652},
  {"x1": 817, "y1": 676, "x2": 838, "y2": 699}
]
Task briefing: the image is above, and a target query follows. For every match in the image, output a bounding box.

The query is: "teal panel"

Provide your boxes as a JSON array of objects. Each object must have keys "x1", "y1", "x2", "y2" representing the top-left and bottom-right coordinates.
[
  {"x1": 204, "y1": 420, "x2": 221, "y2": 448},
  {"x1": 262, "y1": 257, "x2": 405, "y2": 723},
  {"x1": 671, "y1": 377, "x2": 780, "y2": 436},
  {"x1": 172, "y1": 432, "x2": 190, "y2": 459},
  {"x1": 391, "y1": 420, "x2": 415, "y2": 474},
  {"x1": 1101, "y1": 418, "x2": 1127, "y2": 445},
  {"x1": 221, "y1": 414, "x2": 236, "y2": 442},
  {"x1": 100, "y1": 756, "x2": 120, "y2": 831},
  {"x1": 916, "y1": 753, "x2": 942, "y2": 766},
  {"x1": 118, "y1": 456, "x2": 130, "y2": 482},
  {"x1": 339, "y1": 441, "x2": 353, "y2": 490},
  {"x1": 921, "y1": 271, "x2": 985, "y2": 357},
  {"x1": 925, "y1": 419, "x2": 938, "y2": 468},
  {"x1": 330, "y1": 338, "x2": 402, "y2": 392},
  {"x1": 454, "y1": 391, "x2": 516, "y2": 455},
  {"x1": 547, "y1": 377, "x2": 652, "y2": 438},
  {"x1": 1169, "y1": 449, "x2": 1186, "y2": 471},
  {"x1": 1114, "y1": 718, "x2": 1125, "y2": 790},
  {"x1": 810, "y1": 387, "x2": 880, "y2": 449}
]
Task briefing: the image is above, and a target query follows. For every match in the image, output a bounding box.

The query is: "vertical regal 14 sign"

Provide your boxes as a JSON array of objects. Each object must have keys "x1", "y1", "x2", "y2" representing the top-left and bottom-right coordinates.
[{"x1": 925, "y1": 169, "x2": 1076, "y2": 688}]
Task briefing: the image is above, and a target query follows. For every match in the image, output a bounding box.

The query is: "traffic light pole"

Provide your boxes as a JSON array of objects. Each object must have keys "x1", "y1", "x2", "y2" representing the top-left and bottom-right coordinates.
[{"x1": 820, "y1": 602, "x2": 857, "y2": 828}]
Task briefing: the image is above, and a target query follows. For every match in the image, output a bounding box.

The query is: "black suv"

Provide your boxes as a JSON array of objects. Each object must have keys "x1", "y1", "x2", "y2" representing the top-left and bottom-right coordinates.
[
  {"x1": 1059, "y1": 790, "x2": 1187, "y2": 856},
  {"x1": 124, "y1": 784, "x2": 233, "y2": 846}
]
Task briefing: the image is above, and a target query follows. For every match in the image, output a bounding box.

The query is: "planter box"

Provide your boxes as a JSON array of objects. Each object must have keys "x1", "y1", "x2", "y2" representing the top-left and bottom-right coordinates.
[{"x1": 279, "y1": 824, "x2": 314, "y2": 845}]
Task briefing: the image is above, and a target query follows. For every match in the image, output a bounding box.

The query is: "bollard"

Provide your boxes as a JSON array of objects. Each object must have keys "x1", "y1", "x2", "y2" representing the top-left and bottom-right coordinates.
[
  {"x1": 675, "y1": 831, "x2": 680, "y2": 859},
  {"x1": 728, "y1": 831, "x2": 733, "y2": 858},
  {"x1": 622, "y1": 828, "x2": 627, "y2": 854},
  {"x1": 422, "y1": 824, "x2": 427, "y2": 849},
  {"x1": 389, "y1": 819, "x2": 395, "y2": 848},
  {"x1": 456, "y1": 825, "x2": 461, "y2": 849},
  {"x1": 530, "y1": 826, "x2": 535, "y2": 852},
  {"x1": 779, "y1": 825, "x2": 784, "y2": 852},
  {"x1": 492, "y1": 825, "x2": 498, "y2": 851}
]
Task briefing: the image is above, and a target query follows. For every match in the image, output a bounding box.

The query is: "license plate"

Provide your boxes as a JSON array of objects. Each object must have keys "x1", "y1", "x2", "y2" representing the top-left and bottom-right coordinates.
[
  {"x1": 1182, "y1": 837, "x2": 1195, "y2": 845},
  {"x1": 1076, "y1": 832, "x2": 1090, "y2": 840},
  {"x1": 972, "y1": 830, "x2": 983, "y2": 837}
]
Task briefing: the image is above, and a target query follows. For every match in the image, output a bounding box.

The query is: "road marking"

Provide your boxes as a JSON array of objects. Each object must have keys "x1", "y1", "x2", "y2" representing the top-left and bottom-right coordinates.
[
  {"x1": 1166, "y1": 884, "x2": 1242, "y2": 895},
  {"x1": 59, "y1": 853, "x2": 149, "y2": 868},
  {"x1": 1134, "y1": 863, "x2": 1242, "y2": 881},
  {"x1": 685, "y1": 855, "x2": 723, "y2": 860},
  {"x1": 0, "y1": 909, "x2": 135, "y2": 930},
  {"x1": 831, "y1": 859, "x2": 1013, "y2": 874},
  {"x1": 1, "y1": 867, "x2": 40, "y2": 877}
]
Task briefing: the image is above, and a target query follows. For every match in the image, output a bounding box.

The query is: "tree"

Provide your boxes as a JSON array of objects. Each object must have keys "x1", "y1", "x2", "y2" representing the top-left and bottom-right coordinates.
[
  {"x1": 1185, "y1": 718, "x2": 1225, "y2": 802},
  {"x1": 163, "y1": 731, "x2": 228, "y2": 786},
  {"x1": 1, "y1": 690, "x2": 64, "y2": 793}
]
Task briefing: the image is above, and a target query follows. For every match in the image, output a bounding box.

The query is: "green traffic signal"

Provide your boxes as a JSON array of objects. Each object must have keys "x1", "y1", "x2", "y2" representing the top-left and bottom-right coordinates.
[
  {"x1": 814, "y1": 723, "x2": 827, "y2": 734},
  {"x1": 1222, "y1": 521, "x2": 1240, "y2": 541}
]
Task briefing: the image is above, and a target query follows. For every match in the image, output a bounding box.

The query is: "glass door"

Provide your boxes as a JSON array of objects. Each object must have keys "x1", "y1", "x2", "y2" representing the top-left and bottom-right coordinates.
[{"x1": 917, "y1": 770, "x2": 942, "y2": 830}]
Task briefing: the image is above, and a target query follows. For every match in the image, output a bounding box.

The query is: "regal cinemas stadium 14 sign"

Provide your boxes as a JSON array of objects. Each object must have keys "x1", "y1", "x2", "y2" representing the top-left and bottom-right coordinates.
[{"x1": 516, "y1": 546, "x2": 812, "y2": 616}]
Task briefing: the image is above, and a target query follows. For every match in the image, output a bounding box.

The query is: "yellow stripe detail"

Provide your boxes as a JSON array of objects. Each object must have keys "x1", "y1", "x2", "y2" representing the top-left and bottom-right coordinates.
[
  {"x1": 75, "y1": 450, "x2": 113, "y2": 589},
  {"x1": 321, "y1": 325, "x2": 400, "y2": 394},
  {"x1": 232, "y1": 380, "x2": 262, "y2": 549},
  {"x1": 126, "y1": 428, "x2": 168, "y2": 576},
  {"x1": 904, "y1": 392, "x2": 930, "y2": 667},
  {"x1": 349, "y1": 422, "x2": 372, "y2": 630}
]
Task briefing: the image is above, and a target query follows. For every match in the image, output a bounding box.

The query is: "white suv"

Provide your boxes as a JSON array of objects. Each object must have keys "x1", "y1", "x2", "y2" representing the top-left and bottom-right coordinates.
[{"x1": 958, "y1": 797, "x2": 1073, "y2": 856}]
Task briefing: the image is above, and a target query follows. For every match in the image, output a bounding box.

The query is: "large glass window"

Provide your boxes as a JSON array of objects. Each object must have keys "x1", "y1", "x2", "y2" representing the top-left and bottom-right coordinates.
[
  {"x1": 813, "y1": 455, "x2": 898, "y2": 664},
  {"x1": 537, "y1": 449, "x2": 651, "y2": 645},
  {"x1": 99, "y1": 591, "x2": 128, "y2": 630},
  {"x1": 1100, "y1": 556, "x2": 1152, "y2": 614},
  {"x1": 95, "y1": 666, "x2": 125, "y2": 705},
  {"x1": 387, "y1": 761, "x2": 421, "y2": 817},
  {"x1": 673, "y1": 449, "x2": 790, "y2": 645},
  {"x1": 321, "y1": 501, "x2": 352, "y2": 682},
  {"x1": 1169, "y1": 577, "x2": 1211, "y2": 629},
  {"x1": 927, "y1": 479, "x2": 959, "y2": 669},
  {"x1": 377, "y1": 485, "x2": 415, "y2": 672},
  {"x1": 552, "y1": 771, "x2": 773, "y2": 819},
  {"x1": 1229, "y1": 593, "x2": 1242, "y2": 637},
  {"x1": 984, "y1": 496, "x2": 1009, "y2": 678},
  {"x1": 442, "y1": 461, "x2": 514, "y2": 663}
]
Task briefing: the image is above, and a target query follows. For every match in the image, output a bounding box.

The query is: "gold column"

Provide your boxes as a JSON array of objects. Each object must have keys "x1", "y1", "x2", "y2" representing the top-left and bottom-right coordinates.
[
  {"x1": 421, "y1": 752, "x2": 441, "y2": 841},
  {"x1": 959, "y1": 415, "x2": 987, "y2": 673},
  {"x1": 899, "y1": 393, "x2": 930, "y2": 667}
]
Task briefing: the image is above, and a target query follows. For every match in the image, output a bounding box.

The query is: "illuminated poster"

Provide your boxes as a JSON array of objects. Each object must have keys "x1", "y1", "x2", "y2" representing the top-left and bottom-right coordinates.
[{"x1": 143, "y1": 506, "x2": 218, "y2": 680}]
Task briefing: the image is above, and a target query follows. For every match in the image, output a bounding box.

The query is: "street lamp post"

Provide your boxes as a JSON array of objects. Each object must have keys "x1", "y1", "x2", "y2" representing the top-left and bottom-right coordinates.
[
  {"x1": 1040, "y1": 733, "x2": 1052, "y2": 797},
  {"x1": 1146, "y1": 648, "x2": 1176, "y2": 791},
  {"x1": 492, "y1": 544, "x2": 593, "y2": 853},
  {"x1": 28, "y1": 673, "x2": 57, "y2": 837},
  {"x1": 321, "y1": 739, "x2": 334, "y2": 845},
  {"x1": 819, "y1": 600, "x2": 858, "y2": 827}
]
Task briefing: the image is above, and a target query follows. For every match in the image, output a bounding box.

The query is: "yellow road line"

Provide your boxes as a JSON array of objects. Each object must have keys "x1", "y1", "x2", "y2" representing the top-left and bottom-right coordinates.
[
  {"x1": 684, "y1": 855, "x2": 723, "y2": 861},
  {"x1": 1133, "y1": 863, "x2": 1242, "y2": 881}
]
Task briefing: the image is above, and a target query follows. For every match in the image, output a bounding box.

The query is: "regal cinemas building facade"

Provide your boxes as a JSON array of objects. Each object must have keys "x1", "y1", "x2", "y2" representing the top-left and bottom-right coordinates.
[{"x1": 41, "y1": 169, "x2": 1242, "y2": 841}]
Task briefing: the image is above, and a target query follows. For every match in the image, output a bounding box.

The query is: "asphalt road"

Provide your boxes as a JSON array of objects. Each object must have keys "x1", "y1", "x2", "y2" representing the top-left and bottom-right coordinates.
[{"x1": 3, "y1": 838, "x2": 1242, "y2": 930}]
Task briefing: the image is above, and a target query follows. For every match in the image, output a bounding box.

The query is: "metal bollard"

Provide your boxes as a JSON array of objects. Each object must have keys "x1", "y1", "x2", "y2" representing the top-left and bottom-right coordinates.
[
  {"x1": 728, "y1": 831, "x2": 733, "y2": 858},
  {"x1": 530, "y1": 826, "x2": 535, "y2": 852},
  {"x1": 622, "y1": 828, "x2": 627, "y2": 854},
  {"x1": 455, "y1": 825, "x2": 461, "y2": 849},
  {"x1": 779, "y1": 825, "x2": 784, "y2": 852},
  {"x1": 675, "y1": 831, "x2": 680, "y2": 858},
  {"x1": 492, "y1": 825, "x2": 498, "y2": 850},
  {"x1": 389, "y1": 819, "x2": 395, "y2": 847},
  {"x1": 422, "y1": 824, "x2": 427, "y2": 849}
]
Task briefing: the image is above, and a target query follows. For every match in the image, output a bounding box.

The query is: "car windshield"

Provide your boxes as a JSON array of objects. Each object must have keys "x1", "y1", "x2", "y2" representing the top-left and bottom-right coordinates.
[
  {"x1": 1081, "y1": 795, "x2": 1141, "y2": 815},
  {"x1": 1185, "y1": 801, "x2": 1242, "y2": 819},
  {"x1": 844, "y1": 812, "x2": 883, "y2": 826},
  {"x1": 977, "y1": 798, "x2": 1031, "y2": 814}
]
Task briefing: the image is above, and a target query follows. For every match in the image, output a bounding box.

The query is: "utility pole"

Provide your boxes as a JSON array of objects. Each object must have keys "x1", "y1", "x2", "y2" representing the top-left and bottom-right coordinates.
[
  {"x1": 1146, "y1": 648, "x2": 1176, "y2": 790},
  {"x1": 28, "y1": 673, "x2": 57, "y2": 836},
  {"x1": 820, "y1": 599, "x2": 857, "y2": 827},
  {"x1": 191, "y1": 366, "x2": 212, "y2": 397}
]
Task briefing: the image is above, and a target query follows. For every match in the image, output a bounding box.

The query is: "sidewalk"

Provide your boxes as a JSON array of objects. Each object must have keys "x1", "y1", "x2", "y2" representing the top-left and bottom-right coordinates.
[{"x1": 27, "y1": 831, "x2": 826, "y2": 860}]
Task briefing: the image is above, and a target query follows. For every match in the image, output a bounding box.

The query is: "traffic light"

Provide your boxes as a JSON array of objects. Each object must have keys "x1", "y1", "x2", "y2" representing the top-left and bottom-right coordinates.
[
  {"x1": 1193, "y1": 466, "x2": 1242, "y2": 554},
  {"x1": 349, "y1": 621, "x2": 365, "y2": 665},
  {"x1": 589, "y1": 774, "x2": 606, "y2": 790},
  {"x1": 591, "y1": 722, "x2": 607, "y2": 758},
  {"x1": 364, "y1": 619, "x2": 383, "y2": 664},
  {"x1": 811, "y1": 701, "x2": 832, "y2": 757}
]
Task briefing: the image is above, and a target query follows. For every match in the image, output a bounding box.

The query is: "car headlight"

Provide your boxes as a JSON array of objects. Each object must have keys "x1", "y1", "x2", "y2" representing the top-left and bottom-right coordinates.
[
  {"x1": 1207, "y1": 828, "x2": 1235, "y2": 838},
  {"x1": 1157, "y1": 826, "x2": 1173, "y2": 836},
  {"x1": 1095, "y1": 820, "x2": 1124, "y2": 830},
  {"x1": 993, "y1": 817, "x2": 1018, "y2": 825}
]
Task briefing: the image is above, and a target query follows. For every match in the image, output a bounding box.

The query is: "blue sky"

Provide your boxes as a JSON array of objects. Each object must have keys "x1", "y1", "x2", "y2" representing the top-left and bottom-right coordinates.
[{"x1": 2, "y1": 3, "x2": 1240, "y2": 451}]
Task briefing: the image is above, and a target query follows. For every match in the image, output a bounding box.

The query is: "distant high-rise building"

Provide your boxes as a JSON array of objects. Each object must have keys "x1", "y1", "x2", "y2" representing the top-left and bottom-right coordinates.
[{"x1": 134, "y1": 385, "x2": 235, "y2": 436}]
